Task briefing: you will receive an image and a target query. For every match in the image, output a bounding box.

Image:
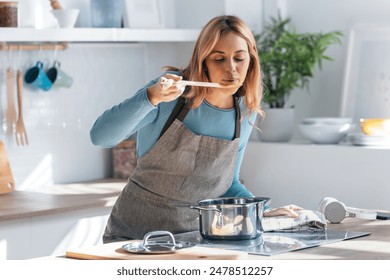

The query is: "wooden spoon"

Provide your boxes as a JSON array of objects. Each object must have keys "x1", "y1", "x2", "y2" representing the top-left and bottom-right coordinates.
[
  {"x1": 49, "y1": 0, "x2": 63, "y2": 9},
  {"x1": 160, "y1": 77, "x2": 241, "y2": 89}
]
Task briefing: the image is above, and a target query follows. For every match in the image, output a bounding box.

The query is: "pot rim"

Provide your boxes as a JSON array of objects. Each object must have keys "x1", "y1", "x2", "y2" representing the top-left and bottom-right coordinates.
[{"x1": 197, "y1": 196, "x2": 271, "y2": 206}]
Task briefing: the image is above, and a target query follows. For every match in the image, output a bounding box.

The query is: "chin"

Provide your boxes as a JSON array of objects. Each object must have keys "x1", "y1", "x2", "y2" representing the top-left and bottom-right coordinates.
[{"x1": 221, "y1": 88, "x2": 239, "y2": 95}]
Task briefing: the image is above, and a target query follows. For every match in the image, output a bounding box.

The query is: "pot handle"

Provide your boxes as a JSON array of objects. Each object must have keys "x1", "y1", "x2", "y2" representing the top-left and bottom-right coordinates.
[{"x1": 189, "y1": 205, "x2": 221, "y2": 213}]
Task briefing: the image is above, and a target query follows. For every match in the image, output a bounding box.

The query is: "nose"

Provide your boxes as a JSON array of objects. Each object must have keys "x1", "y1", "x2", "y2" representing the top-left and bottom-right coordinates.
[{"x1": 226, "y1": 59, "x2": 237, "y2": 73}]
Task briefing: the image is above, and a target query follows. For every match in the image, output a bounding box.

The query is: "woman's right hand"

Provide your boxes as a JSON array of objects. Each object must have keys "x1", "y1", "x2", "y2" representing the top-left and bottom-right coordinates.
[{"x1": 147, "y1": 74, "x2": 185, "y2": 106}]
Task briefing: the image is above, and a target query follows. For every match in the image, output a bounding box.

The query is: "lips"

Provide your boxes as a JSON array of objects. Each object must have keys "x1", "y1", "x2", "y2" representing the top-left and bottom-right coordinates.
[{"x1": 220, "y1": 78, "x2": 240, "y2": 85}]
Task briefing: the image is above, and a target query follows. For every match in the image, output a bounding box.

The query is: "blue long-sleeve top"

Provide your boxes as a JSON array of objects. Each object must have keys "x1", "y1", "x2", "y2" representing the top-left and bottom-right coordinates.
[{"x1": 90, "y1": 74, "x2": 256, "y2": 198}]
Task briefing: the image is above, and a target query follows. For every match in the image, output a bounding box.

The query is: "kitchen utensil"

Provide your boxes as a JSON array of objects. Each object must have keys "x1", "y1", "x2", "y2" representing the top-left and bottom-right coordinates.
[
  {"x1": 360, "y1": 118, "x2": 390, "y2": 136},
  {"x1": 90, "y1": 0, "x2": 122, "y2": 28},
  {"x1": 24, "y1": 61, "x2": 52, "y2": 91},
  {"x1": 15, "y1": 70, "x2": 28, "y2": 146},
  {"x1": 121, "y1": 231, "x2": 196, "y2": 254},
  {"x1": 299, "y1": 122, "x2": 354, "y2": 144},
  {"x1": 51, "y1": 9, "x2": 80, "y2": 28},
  {"x1": 190, "y1": 197, "x2": 271, "y2": 240},
  {"x1": 347, "y1": 132, "x2": 390, "y2": 146},
  {"x1": 0, "y1": 1, "x2": 18, "y2": 27},
  {"x1": 6, "y1": 67, "x2": 16, "y2": 137},
  {"x1": 176, "y1": 80, "x2": 240, "y2": 88},
  {"x1": 160, "y1": 77, "x2": 240, "y2": 89},
  {"x1": 0, "y1": 140, "x2": 15, "y2": 194},
  {"x1": 301, "y1": 117, "x2": 353, "y2": 125},
  {"x1": 46, "y1": 60, "x2": 73, "y2": 88},
  {"x1": 66, "y1": 240, "x2": 247, "y2": 260},
  {"x1": 49, "y1": 0, "x2": 63, "y2": 9}
]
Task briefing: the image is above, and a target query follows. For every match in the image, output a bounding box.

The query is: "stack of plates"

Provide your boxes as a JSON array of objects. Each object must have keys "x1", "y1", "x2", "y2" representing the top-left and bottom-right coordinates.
[
  {"x1": 347, "y1": 133, "x2": 390, "y2": 146},
  {"x1": 348, "y1": 118, "x2": 390, "y2": 146}
]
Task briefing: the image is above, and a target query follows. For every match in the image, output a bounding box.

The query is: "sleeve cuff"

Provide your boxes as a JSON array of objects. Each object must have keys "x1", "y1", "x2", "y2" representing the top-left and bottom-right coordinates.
[{"x1": 143, "y1": 88, "x2": 158, "y2": 109}]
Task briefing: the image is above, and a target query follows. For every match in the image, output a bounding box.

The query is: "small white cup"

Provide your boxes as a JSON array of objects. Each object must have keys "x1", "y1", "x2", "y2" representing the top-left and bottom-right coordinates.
[
  {"x1": 46, "y1": 61, "x2": 73, "y2": 88},
  {"x1": 51, "y1": 9, "x2": 80, "y2": 28}
]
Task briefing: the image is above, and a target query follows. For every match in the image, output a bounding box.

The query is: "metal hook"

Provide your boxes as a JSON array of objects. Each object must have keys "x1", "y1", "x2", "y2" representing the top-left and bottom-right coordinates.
[
  {"x1": 38, "y1": 44, "x2": 43, "y2": 62},
  {"x1": 7, "y1": 43, "x2": 13, "y2": 67},
  {"x1": 17, "y1": 44, "x2": 21, "y2": 68}
]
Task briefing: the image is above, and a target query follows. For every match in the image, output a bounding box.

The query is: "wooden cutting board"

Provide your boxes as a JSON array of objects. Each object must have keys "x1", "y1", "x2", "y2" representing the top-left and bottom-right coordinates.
[
  {"x1": 66, "y1": 240, "x2": 248, "y2": 260},
  {"x1": 0, "y1": 141, "x2": 15, "y2": 195}
]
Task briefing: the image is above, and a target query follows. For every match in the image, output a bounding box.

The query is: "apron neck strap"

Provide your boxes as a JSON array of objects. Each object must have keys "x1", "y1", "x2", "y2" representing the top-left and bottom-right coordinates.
[
  {"x1": 159, "y1": 95, "x2": 241, "y2": 140},
  {"x1": 233, "y1": 95, "x2": 241, "y2": 139},
  {"x1": 159, "y1": 97, "x2": 187, "y2": 139}
]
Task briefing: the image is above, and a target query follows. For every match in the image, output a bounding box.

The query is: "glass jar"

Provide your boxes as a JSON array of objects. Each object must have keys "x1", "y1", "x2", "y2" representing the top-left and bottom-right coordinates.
[
  {"x1": 0, "y1": 1, "x2": 18, "y2": 27},
  {"x1": 112, "y1": 140, "x2": 137, "y2": 179},
  {"x1": 90, "y1": 0, "x2": 122, "y2": 28}
]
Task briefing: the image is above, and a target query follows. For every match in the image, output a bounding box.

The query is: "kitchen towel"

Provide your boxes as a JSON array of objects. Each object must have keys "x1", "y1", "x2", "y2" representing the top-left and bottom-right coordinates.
[{"x1": 262, "y1": 210, "x2": 327, "y2": 232}]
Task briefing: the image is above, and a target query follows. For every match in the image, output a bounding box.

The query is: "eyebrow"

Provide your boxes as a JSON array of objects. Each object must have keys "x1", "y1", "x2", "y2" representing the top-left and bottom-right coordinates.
[{"x1": 210, "y1": 50, "x2": 248, "y2": 54}]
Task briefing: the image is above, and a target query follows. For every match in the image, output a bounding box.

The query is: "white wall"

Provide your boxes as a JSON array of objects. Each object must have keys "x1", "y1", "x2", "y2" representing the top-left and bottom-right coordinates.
[{"x1": 263, "y1": 0, "x2": 390, "y2": 140}]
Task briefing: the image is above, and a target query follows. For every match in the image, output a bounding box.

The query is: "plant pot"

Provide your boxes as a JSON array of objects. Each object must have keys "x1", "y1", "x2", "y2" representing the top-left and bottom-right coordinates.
[{"x1": 257, "y1": 108, "x2": 295, "y2": 142}]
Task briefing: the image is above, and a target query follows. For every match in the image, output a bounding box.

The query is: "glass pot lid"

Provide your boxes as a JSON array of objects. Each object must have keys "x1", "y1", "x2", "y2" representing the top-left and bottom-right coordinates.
[{"x1": 122, "y1": 231, "x2": 196, "y2": 254}]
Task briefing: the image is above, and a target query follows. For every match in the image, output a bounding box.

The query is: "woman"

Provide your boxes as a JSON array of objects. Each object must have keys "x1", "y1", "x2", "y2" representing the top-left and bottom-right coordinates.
[{"x1": 90, "y1": 15, "x2": 300, "y2": 243}]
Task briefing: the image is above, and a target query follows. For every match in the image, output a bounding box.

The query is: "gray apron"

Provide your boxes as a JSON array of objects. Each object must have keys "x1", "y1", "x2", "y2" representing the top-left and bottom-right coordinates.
[{"x1": 103, "y1": 96, "x2": 241, "y2": 243}]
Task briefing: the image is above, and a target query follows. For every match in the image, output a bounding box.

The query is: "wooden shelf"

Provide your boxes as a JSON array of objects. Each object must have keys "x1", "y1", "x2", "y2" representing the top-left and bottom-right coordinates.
[{"x1": 0, "y1": 28, "x2": 200, "y2": 43}]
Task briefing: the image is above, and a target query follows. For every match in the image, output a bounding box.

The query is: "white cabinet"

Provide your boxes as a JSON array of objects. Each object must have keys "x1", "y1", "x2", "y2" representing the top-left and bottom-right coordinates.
[
  {"x1": 0, "y1": 207, "x2": 111, "y2": 260},
  {"x1": 241, "y1": 142, "x2": 390, "y2": 211},
  {"x1": 0, "y1": 218, "x2": 30, "y2": 260}
]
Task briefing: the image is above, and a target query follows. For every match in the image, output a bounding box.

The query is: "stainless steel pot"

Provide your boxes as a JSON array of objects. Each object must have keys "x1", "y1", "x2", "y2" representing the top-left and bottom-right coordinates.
[{"x1": 190, "y1": 197, "x2": 271, "y2": 240}]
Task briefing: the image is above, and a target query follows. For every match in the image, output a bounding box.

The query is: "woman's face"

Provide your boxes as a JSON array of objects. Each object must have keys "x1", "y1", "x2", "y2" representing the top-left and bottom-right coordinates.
[{"x1": 204, "y1": 32, "x2": 250, "y2": 91}]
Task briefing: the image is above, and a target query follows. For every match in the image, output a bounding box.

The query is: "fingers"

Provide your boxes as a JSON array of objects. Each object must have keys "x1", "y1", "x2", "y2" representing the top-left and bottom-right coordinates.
[
  {"x1": 264, "y1": 208, "x2": 298, "y2": 218},
  {"x1": 263, "y1": 205, "x2": 303, "y2": 218},
  {"x1": 148, "y1": 75, "x2": 185, "y2": 105},
  {"x1": 159, "y1": 75, "x2": 184, "y2": 93},
  {"x1": 160, "y1": 74, "x2": 183, "y2": 90},
  {"x1": 160, "y1": 77, "x2": 174, "y2": 90},
  {"x1": 282, "y1": 204, "x2": 303, "y2": 211}
]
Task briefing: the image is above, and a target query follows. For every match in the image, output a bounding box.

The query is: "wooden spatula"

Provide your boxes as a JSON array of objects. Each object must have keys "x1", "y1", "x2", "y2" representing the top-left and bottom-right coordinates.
[
  {"x1": 15, "y1": 70, "x2": 29, "y2": 146},
  {"x1": 6, "y1": 67, "x2": 17, "y2": 137}
]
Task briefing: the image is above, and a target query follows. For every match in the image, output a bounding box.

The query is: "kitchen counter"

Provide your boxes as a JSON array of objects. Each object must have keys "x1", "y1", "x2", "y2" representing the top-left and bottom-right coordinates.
[
  {"x1": 2, "y1": 181, "x2": 388, "y2": 260},
  {"x1": 0, "y1": 179, "x2": 126, "y2": 221},
  {"x1": 60, "y1": 218, "x2": 390, "y2": 260},
  {"x1": 0, "y1": 179, "x2": 128, "y2": 260},
  {"x1": 249, "y1": 218, "x2": 390, "y2": 259}
]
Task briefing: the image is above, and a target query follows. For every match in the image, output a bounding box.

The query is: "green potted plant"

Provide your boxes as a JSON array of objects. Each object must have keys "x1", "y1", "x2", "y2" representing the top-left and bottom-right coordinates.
[{"x1": 254, "y1": 15, "x2": 343, "y2": 142}]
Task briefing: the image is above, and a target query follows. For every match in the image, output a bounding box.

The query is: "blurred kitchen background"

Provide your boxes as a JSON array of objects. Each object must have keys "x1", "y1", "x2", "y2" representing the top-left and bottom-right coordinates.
[{"x1": 1, "y1": 0, "x2": 390, "y2": 208}]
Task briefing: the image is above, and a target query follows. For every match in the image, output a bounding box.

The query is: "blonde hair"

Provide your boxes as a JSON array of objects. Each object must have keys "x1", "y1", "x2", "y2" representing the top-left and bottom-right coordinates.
[{"x1": 165, "y1": 15, "x2": 263, "y2": 119}]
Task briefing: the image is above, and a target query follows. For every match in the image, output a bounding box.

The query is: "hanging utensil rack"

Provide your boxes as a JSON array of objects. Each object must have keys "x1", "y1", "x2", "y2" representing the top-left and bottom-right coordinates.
[{"x1": 0, "y1": 42, "x2": 68, "y2": 51}]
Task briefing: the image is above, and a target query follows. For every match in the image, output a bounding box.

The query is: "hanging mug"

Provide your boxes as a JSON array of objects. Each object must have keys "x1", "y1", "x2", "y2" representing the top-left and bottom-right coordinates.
[
  {"x1": 46, "y1": 61, "x2": 73, "y2": 88},
  {"x1": 24, "y1": 61, "x2": 52, "y2": 91}
]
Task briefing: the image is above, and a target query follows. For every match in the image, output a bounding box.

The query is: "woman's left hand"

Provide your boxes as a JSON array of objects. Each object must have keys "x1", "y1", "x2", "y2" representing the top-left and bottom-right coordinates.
[{"x1": 264, "y1": 204, "x2": 303, "y2": 218}]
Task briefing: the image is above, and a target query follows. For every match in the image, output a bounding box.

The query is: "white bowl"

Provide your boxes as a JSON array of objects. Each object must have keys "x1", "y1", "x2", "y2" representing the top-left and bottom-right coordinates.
[
  {"x1": 51, "y1": 9, "x2": 80, "y2": 28},
  {"x1": 299, "y1": 123, "x2": 354, "y2": 144},
  {"x1": 301, "y1": 117, "x2": 353, "y2": 125}
]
